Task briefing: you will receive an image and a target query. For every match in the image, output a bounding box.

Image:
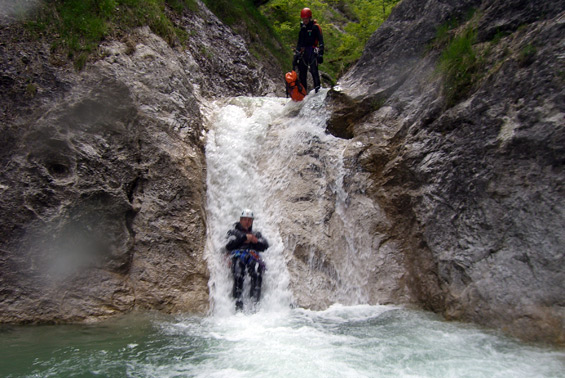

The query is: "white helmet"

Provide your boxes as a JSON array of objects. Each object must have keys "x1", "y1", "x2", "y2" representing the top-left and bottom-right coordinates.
[{"x1": 240, "y1": 208, "x2": 254, "y2": 219}]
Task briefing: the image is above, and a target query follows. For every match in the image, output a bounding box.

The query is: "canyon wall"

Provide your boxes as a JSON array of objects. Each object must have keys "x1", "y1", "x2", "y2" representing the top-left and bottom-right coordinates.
[{"x1": 324, "y1": 0, "x2": 564, "y2": 343}]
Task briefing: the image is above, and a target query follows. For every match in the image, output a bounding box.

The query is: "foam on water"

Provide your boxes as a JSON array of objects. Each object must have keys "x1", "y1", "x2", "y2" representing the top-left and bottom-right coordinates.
[
  {"x1": 161, "y1": 304, "x2": 564, "y2": 378},
  {"x1": 2, "y1": 304, "x2": 563, "y2": 377}
]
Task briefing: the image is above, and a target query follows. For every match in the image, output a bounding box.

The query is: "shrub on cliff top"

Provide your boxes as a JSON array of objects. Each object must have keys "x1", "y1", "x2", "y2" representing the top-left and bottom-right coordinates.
[
  {"x1": 438, "y1": 26, "x2": 479, "y2": 107},
  {"x1": 24, "y1": 0, "x2": 197, "y2": 70}
]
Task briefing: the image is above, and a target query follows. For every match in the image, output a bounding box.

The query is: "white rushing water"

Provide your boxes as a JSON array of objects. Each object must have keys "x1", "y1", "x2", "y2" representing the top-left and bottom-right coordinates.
[
  {"x1": 2, "y1": 93, "x2": 563, "y2": 378},
  {"x1": 204, "y1": 89, "x2": 375, "y2": 313},
  {"x1": 203, "y1": 95, "x2": 295, "y2": 315},
  {"x1": 3, "y1": 304, "x2": 563, "y2": 377},
  {"x1": 194, "y1": 92, "x2": 565, "y2": 377}
]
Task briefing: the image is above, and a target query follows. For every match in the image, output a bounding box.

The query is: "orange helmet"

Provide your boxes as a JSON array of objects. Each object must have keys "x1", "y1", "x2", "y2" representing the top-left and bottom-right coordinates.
[
  {"x1": 285, "y1": 70, "x2": 298, "y2": 84},
  {"x1": 300, "y1": 8, "x2": 312, "y2": 18}
]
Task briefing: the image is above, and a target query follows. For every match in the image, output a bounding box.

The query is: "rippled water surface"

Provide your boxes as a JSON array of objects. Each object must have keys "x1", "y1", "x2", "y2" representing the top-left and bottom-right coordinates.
[{"x1": 2, "y1": 305, "x2": 564, "y2": 377}]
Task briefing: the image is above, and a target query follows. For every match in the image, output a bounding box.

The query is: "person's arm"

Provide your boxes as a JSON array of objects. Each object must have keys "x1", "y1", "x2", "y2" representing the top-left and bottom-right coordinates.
[
  {"x1": 316, "y1": 24, "x2": 324, "y2": 56},
  {"x1": 226, "y1": 229, "x2": 246, "y2": 251},
  {"x1": 252, "y1": 232, "x2": 269, "y2": 252}
]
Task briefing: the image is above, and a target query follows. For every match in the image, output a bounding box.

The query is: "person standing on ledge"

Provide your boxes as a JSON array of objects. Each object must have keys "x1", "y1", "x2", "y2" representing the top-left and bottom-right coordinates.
[
  {"x1": 225, "y1": 209, "x2": 269, "y2": 311},
  {"x1": 294, "y1": 7, "x2": 324, "y2": 93}
]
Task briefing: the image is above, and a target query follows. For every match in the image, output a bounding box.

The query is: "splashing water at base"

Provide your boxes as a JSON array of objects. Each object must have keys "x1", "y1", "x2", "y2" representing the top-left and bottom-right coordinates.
[{"x1": 1, "y1": 305, "x2": 563, "y2": 377}]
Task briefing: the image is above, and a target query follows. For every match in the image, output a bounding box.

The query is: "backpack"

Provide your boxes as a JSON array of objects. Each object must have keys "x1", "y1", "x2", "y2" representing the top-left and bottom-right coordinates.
[
  {"x1": 285, "y1": 70, "x2": 307, "y2": 102},
  {"x1": 313, "y1": 20, "x2": 322, "y2": 47}
]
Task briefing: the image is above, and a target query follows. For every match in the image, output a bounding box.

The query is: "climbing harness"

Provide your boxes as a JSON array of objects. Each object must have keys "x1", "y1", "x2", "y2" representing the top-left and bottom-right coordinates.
[{"x1": 231, "y1": 249, "x2": 266, "y2": 270}]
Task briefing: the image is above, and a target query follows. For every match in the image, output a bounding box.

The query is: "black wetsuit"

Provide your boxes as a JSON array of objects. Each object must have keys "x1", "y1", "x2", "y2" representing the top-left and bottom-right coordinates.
[
  {"x1": 226, "y1": 222, "x2": 269, "y2": 309},
  {"x1": 295, "y1": 20, "x2": 324, "y2": 92}
]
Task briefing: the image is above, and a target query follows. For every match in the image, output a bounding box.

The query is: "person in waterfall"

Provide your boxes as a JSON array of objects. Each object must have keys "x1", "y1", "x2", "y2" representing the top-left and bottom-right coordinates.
[
  {"x1": 225, "y1": 209, "x2": 269, "y2": 311},
  {"x1": 294, "y1": 7, "x2": 324, "y2": 93}
]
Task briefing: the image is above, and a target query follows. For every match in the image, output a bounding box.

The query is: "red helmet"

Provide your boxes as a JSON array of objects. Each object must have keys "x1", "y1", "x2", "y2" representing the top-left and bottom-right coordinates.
[{"x1": 300, "y1": 8, "x2": 312, "y2": 18}]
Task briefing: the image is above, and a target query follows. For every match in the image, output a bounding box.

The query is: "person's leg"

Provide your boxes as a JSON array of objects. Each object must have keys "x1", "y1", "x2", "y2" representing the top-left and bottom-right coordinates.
[
  {"x1": 309, "y1": 59, "x2": 321, "y2": 92},
  {"x1": 231, "y1": 256, "x2": 244, "y2": 310},
  {"x1": 298, "y1": 59, "x2": 308, "y2": 93},
  {"x1": 248, "y1": 260, "x2": 263, "y2": 303}
]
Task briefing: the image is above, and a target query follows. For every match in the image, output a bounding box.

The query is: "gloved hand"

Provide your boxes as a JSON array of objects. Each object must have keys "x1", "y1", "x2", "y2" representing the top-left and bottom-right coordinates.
[
  {"x1": 317, "y1": 54, "x2": 323, "y2": 64},
  {"x1": 293, "y1": 50, "x2": 301, "y2": 67}
]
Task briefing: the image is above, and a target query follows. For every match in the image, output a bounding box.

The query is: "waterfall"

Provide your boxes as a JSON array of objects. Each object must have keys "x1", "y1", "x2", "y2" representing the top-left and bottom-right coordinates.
[
  {"x1": 203, "y1": 90, "x2": 377, "y2": 313},
  {"x1": 203, "y1": 95, "x2": 293, "y2": 315}
]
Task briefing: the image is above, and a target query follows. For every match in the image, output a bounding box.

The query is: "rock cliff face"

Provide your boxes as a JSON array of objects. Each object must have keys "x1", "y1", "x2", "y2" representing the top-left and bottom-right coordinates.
[
  {"x1": 0, "y1": 2, "x2": 279, "y2": 322},
  {"x1": 325, "y1": 0, "x2": 564, "y2": 343}
]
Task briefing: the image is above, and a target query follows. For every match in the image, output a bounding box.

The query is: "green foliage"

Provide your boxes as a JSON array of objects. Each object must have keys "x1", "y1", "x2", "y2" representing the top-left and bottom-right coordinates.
[
  {"x1": 518, "y1": 43, "x2": 536, "y2": 66},
  {"x1": 167, "y1": 0, "x2": 199, "y2": 13},
  {"x1": 431, "y1": 8, "x2": 476, "y2": 50},
  {"x1": 26, "y1": 83, "x2": 38, "y2": 98},
  {"x1": 22, "y1": 0, "x2": 400, "y2": 80},
  {"x1": 202, "y1": 0, "x2": 253, "y2": 26},
  {"x1": 24, "y1": 0, "x2": 198, "y2": 70},
  {"x1": 259, "y1": 0, "x2": 400, "y2": 80},
  {"x1": 432, "y1": 18, "x2": 460, "y2": 49},
  {"x1": 438, "y1": 26, "x2": 479, "y2": 107},
  {"x1": 490, "y1": 29, "x2": 510, "y2": 45},
  {"x1": 429, "y1": 8, "x2": 483, "y2": 107}
]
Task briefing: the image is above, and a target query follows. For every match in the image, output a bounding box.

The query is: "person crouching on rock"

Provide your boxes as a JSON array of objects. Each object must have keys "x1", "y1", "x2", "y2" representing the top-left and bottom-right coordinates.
[{"x1": 225, "y1": 209, "x2": 269, "y2": 311}]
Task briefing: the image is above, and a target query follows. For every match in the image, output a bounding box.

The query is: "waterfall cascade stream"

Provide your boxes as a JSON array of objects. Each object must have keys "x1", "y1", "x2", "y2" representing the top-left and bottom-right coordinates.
[
  {"x1": 203, "y1": 95, "x2": 293, "y2": 316},
  {"x1": 1, "y1": 93, "x2": 564, "y2": 378},
  {"x1": 204, "y1": 90, "x2": 378, "y2": 313}
]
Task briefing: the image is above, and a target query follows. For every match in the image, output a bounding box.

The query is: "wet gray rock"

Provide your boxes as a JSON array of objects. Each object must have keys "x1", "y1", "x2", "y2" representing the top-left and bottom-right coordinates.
[
  {"x1": 174, "y1": 1, "x2": 280, "y2": 98},
  {"x1": 258, "y1": 97, "x2": 414, "y2": 312},
  {"x1": 0, "y1": 29, "x2": 208, "y2": 322},
  {"x1": 0, "y1": 1, "x2": 279, "y2": 323},
  {"x1": 327, "y1": 0, "x2": 565, "y2": 343}
]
